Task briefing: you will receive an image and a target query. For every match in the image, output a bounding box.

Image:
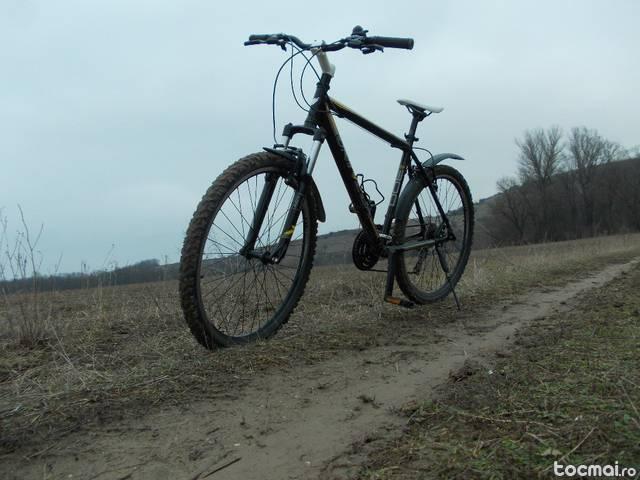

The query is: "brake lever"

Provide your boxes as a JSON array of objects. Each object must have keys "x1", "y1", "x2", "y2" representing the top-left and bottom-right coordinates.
[
  {"x1": 361, "y1": 44, "x2": 384, "y2": 54},
  {"x1": 346, "y1": 36, "x2": 384, "y2": 54},
  {"x1": 244, "y1": 40, "x2": 264, "y2": 46}
]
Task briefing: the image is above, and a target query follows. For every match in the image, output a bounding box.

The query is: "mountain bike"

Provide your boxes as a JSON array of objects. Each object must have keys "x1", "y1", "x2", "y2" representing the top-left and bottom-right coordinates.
[{"x1": 179, "y1": 26, "x2": 474, "y2": 349}]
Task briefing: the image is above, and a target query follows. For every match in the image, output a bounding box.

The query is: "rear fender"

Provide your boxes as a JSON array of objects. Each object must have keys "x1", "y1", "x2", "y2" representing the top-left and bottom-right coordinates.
[
  {"x1": 396, "y1": 152, "x2": 465, "y2": 216},
  {"x1": 422, "y1": 152, "x2": 464, "y2": 168}
]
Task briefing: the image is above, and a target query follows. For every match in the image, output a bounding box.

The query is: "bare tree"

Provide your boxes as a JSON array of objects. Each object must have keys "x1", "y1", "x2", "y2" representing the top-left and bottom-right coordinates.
[
  {"x1": 567, "y1": 127, "x2": 622, "y2": 235},
  {"x1": 516, "y1": 126, "x2": 564, "y2": 240},
  {"x1": 485, "y1": 126, "x2": 637, "y2": 243},
  {"x1": 620, "y1": 158, "x2": 640, "y2": 230},
  {"x1": 557, "y1": 167, "x2": 581, "y2": 238},
  {"x1": 494, "y1": 176, "x2": 530, "y2": 243}
]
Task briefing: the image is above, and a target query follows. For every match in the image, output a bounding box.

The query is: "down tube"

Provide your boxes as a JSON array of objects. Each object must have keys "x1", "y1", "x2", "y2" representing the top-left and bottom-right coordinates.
[{"x1": 318, "y1": 111, "x2": 379, "y2": 242}]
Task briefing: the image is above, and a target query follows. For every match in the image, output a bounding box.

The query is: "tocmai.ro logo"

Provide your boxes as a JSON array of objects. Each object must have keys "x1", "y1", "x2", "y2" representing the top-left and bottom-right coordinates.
[{"x1": 553, "y1": 461, "x2": 637, "y2": 477}]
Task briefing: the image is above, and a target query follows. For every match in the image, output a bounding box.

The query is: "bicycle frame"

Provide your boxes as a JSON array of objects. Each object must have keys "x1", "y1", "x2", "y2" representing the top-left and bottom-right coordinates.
[
  {"x1": 306, "y1": 52, "x2": 455, "y2": 245},
  {"x1": 242, "y1": 50, "x2": 455, "y2": 265},
  {"x1": 318, "y1": 95, "x2": 421, "y2": 243}
]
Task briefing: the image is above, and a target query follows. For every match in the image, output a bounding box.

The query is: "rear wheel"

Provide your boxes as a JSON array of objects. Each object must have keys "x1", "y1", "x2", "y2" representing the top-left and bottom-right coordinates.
[
  {"x1": 393, "y1": 165, "x2": 474, "y2": 304},
  {"x1": 179, "y1": 152, "x2": 317, "y2": 349}
]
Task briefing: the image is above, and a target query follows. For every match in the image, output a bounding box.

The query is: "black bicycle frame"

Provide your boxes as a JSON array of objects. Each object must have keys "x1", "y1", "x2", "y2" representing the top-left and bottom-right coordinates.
[
  {"x1": 306, "y1": 72, "x2": 432, "y2": 248},
  {"x1": 243, "y1": 70, "x2": 453, "y2": 264},
  {"x1": 320, "y1": 96, "x2": 420, "y2": 241}
]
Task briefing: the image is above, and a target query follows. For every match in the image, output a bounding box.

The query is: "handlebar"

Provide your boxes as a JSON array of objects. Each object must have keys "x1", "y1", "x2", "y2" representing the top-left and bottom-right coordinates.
[
  {"x1": 365, "y1": 36, "x2": 413, "y2": 50},
  {"x1": 244, "y1": 26, "x2": 414, "y2": 54},
  {"x1": 247, "y1": 33, "x2": 311, "y2": 50}
]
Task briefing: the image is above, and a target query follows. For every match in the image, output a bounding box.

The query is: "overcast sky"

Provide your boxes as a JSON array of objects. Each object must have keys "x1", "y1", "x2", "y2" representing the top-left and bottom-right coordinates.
[{"x1": 1, "y1": 0, "x2": 638, "y2": 274}]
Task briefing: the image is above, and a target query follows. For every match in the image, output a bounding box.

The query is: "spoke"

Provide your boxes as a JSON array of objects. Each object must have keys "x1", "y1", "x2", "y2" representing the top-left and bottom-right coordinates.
[
  {"x1": 256, "y1": 201, "x2": 292, "y2": 248},
  {"x1": 271, "y1": 265, "x2": 295, "y2": 283},
  {"x1": 229, "y1": 271, "x2": 260, "y2": 335},
  {"x1": 269, "y1": 264, "x2": 293, "y2": 289},
  {"x1": 254, "y1": 263, "x2": 277, "y2": 314},
  {"x1": 237, "y1": 188, "x2": 245, "y2": 238},
  {"x1": 248, "y1": 261, "x2": 271, "y2": 333},
  {"x1": 202, "y1": 267, "x2": 248, "y2": 299},
  {"x1": 203, "y1": 250, "x2": 238, "y2": 256},
  {"x1": 260, "y1": 191, "x2": 289, "y2": 245},
  {"x1": 226, "y1": 192, "x2": 252, "y2": 236},
  {"x1": 211, "y1": 222, "x2": 244, "y2": 248},
  {"x1": 218, "y1": 207, "x2": 249, "y2": 246},
  {"x1": 204, "y1": 236, "x2": 236, "y2": 258},
  {"x1": 267, "y1": 266, "x2": 285, "y2": 305}
]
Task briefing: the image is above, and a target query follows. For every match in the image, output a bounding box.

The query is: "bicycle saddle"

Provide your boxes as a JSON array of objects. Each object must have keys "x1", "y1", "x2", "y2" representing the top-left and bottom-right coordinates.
[{"x1": 397, "y1": 99, "x2": 443, "y2": 114}]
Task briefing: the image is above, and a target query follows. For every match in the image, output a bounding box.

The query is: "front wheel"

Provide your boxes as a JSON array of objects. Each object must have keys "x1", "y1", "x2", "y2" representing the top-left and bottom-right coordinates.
[
  {"x1": 179, "y1": 152, "x2": 317, "y2": 349},
  {"x1": 393, "y1": 164, "x2": 474, "y2": 304}
]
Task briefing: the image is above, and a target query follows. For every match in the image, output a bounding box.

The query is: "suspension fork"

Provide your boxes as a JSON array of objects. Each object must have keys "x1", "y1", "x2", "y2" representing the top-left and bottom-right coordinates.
[
  {"x1": 269, "y1": 135, "x2": 324, "y2": 263},
  {"x1": 238, "y1": 172, "x2": 279, "y2": 257},
  {"x1": 241, "y1": 133, "x2": 324, "y2": 263}
]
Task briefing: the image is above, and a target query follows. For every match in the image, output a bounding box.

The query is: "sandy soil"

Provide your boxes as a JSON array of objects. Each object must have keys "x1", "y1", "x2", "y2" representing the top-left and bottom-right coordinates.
[{"x1": 5, "y1": 258, "x2": 638, "y2": 480}]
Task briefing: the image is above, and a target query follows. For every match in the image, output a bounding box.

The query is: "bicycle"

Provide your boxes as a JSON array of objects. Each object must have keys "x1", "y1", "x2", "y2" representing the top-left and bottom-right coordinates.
[{"x1": 179, "y1": 26, "x2": 474, "y2": 349}]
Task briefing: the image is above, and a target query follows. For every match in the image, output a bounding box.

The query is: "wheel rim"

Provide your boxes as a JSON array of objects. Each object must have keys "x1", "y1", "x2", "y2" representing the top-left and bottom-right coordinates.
[
  {"x1": 196, "y1": 167, "x2": 307, "y2": 339},
  {"x1": 401, "y1": 173, "x2": 469, "y2": 296}
]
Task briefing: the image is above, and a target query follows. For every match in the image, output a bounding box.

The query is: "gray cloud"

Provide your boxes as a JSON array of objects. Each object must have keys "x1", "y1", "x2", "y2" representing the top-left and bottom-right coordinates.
[{"x1": 2, "y1": 0, "x2": 638, "y2": 272}]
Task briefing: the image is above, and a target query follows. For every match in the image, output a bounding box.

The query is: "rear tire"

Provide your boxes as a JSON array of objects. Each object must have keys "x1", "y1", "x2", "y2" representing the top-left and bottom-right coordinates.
[
  {"x1": 393, "y1": 164, "x2": 474, "y2": 304},
  {"x1": 179, "y1": 152, "x2": 317, "y2": 349}
]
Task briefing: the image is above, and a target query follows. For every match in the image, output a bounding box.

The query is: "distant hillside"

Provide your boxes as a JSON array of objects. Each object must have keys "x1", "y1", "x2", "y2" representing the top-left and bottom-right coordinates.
[
  {"x1": 291, "y1": 155, "x2": 640, "y2": 263},
  {"x1": 3, "y1": 156, "x2": 636, "y2": 292},
  {"x1": 486, "y1": 156, "x2": 640, "y2": 245}
]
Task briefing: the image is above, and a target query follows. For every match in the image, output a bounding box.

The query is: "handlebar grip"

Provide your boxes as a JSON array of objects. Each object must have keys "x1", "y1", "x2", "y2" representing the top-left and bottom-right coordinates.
[
  {"x1": 366, "y1": 36, "x2": 414, "y2": 50},
  {"x1": 248, "y1": 34, "x2": 272, "y2": 41}
]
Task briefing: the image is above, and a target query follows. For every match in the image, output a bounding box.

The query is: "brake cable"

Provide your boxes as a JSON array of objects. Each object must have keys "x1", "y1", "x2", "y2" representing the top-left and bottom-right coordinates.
[
  {"x1": 270, "y1": 46, "x2": 308, "y2": 143},
  {"x1": 298, "y1": 48, "x2": 321, "y2": 109},
  {"x1": 270, "y1": 38, "x2": 352, "y2": 144}
]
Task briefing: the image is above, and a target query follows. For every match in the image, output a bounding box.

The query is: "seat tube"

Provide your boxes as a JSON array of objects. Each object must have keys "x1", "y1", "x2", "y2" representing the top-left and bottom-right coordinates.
[
  {"x1": 383, "y1": 150, "x2": 411, "y2": 233},
  {"x1": 383, "y1": 114, "x2": 422, "y2": 233}
]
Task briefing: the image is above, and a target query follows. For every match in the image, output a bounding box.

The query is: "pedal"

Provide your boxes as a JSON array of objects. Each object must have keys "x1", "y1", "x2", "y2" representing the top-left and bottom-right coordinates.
[{"x1": 384, "y1": 296, "x2": 415, "y2": 309}]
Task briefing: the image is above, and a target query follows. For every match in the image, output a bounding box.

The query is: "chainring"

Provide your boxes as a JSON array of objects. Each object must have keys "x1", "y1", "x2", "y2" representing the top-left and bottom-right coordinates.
[{"x1": 352, "y1": 229, "x2": 381, "y2": 270}]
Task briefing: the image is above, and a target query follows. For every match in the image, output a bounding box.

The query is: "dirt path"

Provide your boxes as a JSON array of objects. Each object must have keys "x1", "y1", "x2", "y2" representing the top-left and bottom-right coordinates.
[{"x1": 8, "y1": 259, "x2": 638, "y2": 480}]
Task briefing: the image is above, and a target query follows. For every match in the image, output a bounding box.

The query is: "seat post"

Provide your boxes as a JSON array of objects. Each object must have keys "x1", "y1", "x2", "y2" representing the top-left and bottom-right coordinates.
[{"x1": 405, "y1": 110, "x2": 426, "y2": 146}]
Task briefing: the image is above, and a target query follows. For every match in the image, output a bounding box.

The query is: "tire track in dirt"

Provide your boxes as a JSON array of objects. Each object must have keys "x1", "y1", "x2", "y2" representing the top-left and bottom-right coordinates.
[{"x1": 7, "y1": 258, "x2": 638, "y2": 480}]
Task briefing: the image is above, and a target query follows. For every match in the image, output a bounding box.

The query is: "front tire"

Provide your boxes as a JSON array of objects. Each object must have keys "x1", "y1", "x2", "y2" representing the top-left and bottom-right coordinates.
[{"x1": 179, "y1": 152, "x2": 317, "y2": 349}]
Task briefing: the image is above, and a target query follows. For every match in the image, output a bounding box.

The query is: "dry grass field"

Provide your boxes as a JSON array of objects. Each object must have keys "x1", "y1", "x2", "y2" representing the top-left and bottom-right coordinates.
[
  {"x1": 1, "y1": 233, "x2": 639, "y2": 478},
  {"x1": 357, "y1": 250, "x2": 640, "y2": 479}
]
